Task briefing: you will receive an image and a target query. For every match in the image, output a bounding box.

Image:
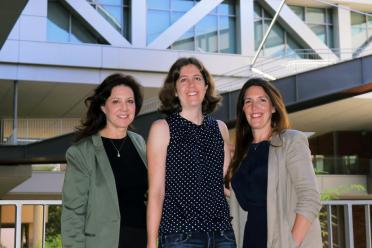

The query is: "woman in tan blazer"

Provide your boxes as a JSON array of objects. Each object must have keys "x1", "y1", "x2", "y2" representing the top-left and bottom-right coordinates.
[
  {"x1": 61, "y1": 73, "x2": 147, "y2": 248},
  {"x1": 226, "y1": 78, "x2": 322, "y2": 248}
]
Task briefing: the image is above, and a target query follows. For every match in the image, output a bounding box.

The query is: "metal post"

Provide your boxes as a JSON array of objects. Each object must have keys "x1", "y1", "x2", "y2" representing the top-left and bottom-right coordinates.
[
  {"x1": 250, "y1": 0, "x2": 286, "y2": 68},
  {"x1": 344, "y1": 204, "x2": 354, "y2": 248},
  {"x1": 15, "y1": 203, "x2": 22, "y2": 248},
  {"x1": 327, "y1": 205, "x2": 334, "y2": 248},
  {"x1": 12, "y1": 80, "x2": 19, "y2": 144},
  {"x1": 42, "y1": 205, "x2": 47, "y2": 248},
  {"x1": 365, "y1": 205, "x2": 372, "y2": 248}
]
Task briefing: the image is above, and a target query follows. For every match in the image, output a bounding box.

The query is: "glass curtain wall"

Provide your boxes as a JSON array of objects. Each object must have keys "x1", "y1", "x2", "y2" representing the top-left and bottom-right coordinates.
[
  {"x1": 47, "y1": 0, "x2": 107, "y2": 44},
  {"x1": 289, "y1": 5, "x2": 334, "y2": 48},
  {"x1": 351, "y1": 12, "x2": 372, "y2": 49},
  {"x1": 254, "y1": 2, "x2": 305, "y2": 58},
  {"x1": 147, "y1": 0, "x2": 237, "y2": 54},
  {"x1": 87, "y1": 0, "x2": 131, "y2": 41}
]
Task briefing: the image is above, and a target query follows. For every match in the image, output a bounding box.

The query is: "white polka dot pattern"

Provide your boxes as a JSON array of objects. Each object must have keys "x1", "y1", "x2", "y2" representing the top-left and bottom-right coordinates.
[{"x1": 159, "y1": 112, "x2": 232, "y2": 235}]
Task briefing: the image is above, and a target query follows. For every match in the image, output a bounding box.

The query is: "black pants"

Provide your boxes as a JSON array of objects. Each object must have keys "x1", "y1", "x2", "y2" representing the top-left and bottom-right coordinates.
[{"x1": 119, "y1": 225, "x2": 147, "y2": 248}]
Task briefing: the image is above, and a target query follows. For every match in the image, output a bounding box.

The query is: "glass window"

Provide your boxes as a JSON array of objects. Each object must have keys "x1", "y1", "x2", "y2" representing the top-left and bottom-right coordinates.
[
  {"x1": 309, "y1": 24, "x2": 326, "y2": 43},
  {"x1": 196, "y1": 15, "x2": 218, "y2": 52},
  {"x1": 307, "y1": 7, "x2": 325, "y2": 24},
  {"x1": 287, "y1": 36, "x2": 303, "y2": 58},
  {"x1": 254, "y1": 3, "x2": 261, "y2": 19},
  {"x1": 219, "y1": 16, "x2": 236, "y2": 53},
  {"x1": 288, "y1": 5, "x2": 333, "y2": 48},
  {"x1": 265, "y1": 23, "x2": 285, "y2": 57},
  {"x1": 148, "y1": 0, "x2": 237, "y2": 54},
  {"x1": 172, "y1": 0, "x2": 193, "y2": 12},
  {"x1": 289, "y1": 5, "x2": 304, "y2": 21},
  {"x1": 47, "y1": 1, "x2": 69, "y2": 42},
  {"x1": 89, "y1": 0, "x2": 131, "y2": 41},
  {"x1": 71, "y1": 16, "x2": 98, "y2": 43},
  {"x1": 254, "y1": 2, "x2": 311, "y2": 58},
  {"x1": 254, "y1": 20, "x2": 263, "y2": 50},
  {"x1": 97, "y1": 5, "x2": 123, "y2": 32},
  {"x1": 327, "y1": 25, "x2": 334, "y2": 48},
  {"x1": 147, "y1": 0, "x2": 169, "y2": 9},
  {"x1": 351, "y1": 12, "x2": 367, "y2": 48},
  {"x1": 47, "y1": 0, "x2": 106, "y2": 44},
  {"x1": 218, "y1": 0, "x2": 235, "y2": 15},
  {"x1": 172, "y1": 27, "x2": 194, "y2": 50},
  {"x1": 147, "y1": 10, "x2": 170, "y2": 43},
  {"x1": 99, "y1": 0, "x2": 121, "y2": 4}
]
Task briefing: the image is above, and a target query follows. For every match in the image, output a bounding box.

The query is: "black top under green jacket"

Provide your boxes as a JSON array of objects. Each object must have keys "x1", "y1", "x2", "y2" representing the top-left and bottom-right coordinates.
[{"x1": 61, "y1": 131, "x2": 147, "y2": 248}]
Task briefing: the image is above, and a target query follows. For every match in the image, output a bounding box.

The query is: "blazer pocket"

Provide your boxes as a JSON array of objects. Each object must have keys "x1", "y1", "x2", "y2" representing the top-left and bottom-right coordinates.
[{"x1": 84, "y1": 232, "x2": 96, "y2": 237}]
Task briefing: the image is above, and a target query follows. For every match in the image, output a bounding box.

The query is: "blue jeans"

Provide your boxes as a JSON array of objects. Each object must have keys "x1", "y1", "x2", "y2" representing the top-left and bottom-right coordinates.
[{"x1": 159, "y1": 230, "x2": 236, "y2": 248}]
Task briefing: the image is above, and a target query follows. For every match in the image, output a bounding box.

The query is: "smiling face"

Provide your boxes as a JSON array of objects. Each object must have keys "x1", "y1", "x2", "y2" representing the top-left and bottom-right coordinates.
[
  {"x1": 175, "y1": 64, "x2": 208, "y2": 111},
  {"x1": 101, "y1": 85, "x2": 136, "y2": 131},
  {"x1": 243, "y1": 85, "x2": 276, "y2": 134}
]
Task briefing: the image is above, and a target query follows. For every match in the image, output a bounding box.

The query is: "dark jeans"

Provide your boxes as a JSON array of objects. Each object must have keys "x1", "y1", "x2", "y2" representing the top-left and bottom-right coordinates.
[{"x1": 159, "y1": 230, "x2": 236, "y2": 248}]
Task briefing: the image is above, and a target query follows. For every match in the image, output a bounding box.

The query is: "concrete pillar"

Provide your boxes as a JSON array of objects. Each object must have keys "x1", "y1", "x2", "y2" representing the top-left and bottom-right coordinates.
[
  {"x1": 238, "y1": 0, "x2": 255, "y2": 56},
  {"x1": 334, "y1": 5, "x2": 352, "y2": 59},
  {"x1": 31, "y1": 205, "x2": 43, "y2": 248}
]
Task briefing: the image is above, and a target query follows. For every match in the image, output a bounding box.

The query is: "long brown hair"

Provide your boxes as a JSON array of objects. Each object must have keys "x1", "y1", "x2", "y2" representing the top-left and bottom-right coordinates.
[
  {"x1": 226, "y1": 78, "x2": 290, "y2": 186},
  {"x1": 158, "y1": 57, "x2": 221, "y2": 115}
]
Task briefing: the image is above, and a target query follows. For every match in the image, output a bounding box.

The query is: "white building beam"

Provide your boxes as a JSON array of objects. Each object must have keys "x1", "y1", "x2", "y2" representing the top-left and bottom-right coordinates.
[
  {"x1": 148, "y1": 0, "x2": 223, "y2": 49},
  {"x1": 131, "y1": 0, "x2": 147, "y2": 47},
  {"x1": 263, "y1": 0, "x2": 338, "y2": 61},
  {"x1": 239, "y1": 0, "x2": 255, "y2": 56},
  {"x1": 334, "y1": 5, "x2": 352, "y2": 59},
  {"x1": 64, "y1": 0, "x2": 131, "y2": 47}
]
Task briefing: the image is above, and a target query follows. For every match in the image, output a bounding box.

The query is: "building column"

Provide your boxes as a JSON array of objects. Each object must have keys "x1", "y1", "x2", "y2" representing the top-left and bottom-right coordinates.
[
  {"x1": 238, "y1": 0, "x2": 255, "y2": 56},
  {"x1": 334, "y1": 5, "x2": 352, "y2": 60},
  {"x1": 131, "y1": 0, "x2": 147, "y2": 47},
  {"x1": 11, "y1": 80, "x2": 18, "y2": 144},
  {"x1": 31, "y1": 205, "x2": 43, "y2": 248}
]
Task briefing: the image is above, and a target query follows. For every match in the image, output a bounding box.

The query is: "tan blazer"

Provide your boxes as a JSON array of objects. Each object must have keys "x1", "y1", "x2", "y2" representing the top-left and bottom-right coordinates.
[
  {"x1": 61, "y1": 131, "x2": 146, "y2": 248},
  {"x1": 230, "y1": 129, "x2": 322, "y2": 248}
]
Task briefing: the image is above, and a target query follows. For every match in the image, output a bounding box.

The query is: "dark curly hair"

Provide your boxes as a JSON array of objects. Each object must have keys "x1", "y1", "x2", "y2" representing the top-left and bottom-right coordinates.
[
  {"x1": 158, "y1": 57, "x2": 221, "y2": 115},
  {"x1": 75, "y1": 73, "x2": 143, "y2": 141}
]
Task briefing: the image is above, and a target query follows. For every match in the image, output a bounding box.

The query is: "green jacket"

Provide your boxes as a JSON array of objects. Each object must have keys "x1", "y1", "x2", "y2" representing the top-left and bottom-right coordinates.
[{"x1": 61, "y1": 131, "x2": 146, "y2": 248}]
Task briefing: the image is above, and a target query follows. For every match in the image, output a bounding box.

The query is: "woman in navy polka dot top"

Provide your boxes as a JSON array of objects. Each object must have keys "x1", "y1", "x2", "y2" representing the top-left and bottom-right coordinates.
[{"x1": 147, "y1": 57, "x2": 236, "y2": 248}]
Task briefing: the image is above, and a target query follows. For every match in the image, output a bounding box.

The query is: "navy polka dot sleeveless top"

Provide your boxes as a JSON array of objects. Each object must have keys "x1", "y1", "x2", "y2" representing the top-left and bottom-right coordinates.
[{"x1": 159, "y1": 112, "x2": 232, "y2": 235}]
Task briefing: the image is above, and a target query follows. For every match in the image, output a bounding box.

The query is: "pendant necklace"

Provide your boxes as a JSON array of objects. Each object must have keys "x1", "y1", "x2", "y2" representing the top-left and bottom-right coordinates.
[{"x1": 109, "y1": 138, "x2": 126, "y2": 157}]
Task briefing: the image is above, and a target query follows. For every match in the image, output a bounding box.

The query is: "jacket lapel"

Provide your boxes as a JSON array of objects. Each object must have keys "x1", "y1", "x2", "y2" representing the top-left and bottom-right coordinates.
[
  {"x1": 267, "y1": 132, "x2": 282, "y2": 246},
  {"x1": 127, "y1": 131, "x2": 147, "y2": 168},
  {"x1": 91, "y1": 134, "x2": 120, "y2": 215}
]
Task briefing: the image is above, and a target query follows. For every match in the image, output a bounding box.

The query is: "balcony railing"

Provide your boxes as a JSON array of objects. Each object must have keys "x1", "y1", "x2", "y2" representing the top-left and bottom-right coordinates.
[{"x1": 1, "y1": 200, "x2": 372, "y2": 248}]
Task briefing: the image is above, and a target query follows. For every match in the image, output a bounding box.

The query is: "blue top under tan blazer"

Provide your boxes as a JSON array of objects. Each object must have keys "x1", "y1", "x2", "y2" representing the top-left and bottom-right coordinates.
[{"x1": 230, "y1": 129, "x2": 322, "y2": 248}]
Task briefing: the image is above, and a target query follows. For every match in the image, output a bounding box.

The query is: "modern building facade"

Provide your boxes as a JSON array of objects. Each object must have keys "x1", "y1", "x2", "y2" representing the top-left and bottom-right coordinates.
[{"x1": 1, "y1": 0, "x2": 372, "y2": 247}]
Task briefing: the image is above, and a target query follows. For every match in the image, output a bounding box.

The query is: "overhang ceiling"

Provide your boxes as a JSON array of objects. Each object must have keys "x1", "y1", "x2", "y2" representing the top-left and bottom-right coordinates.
[
  {"x1": 0, "y1": 80, "x2": 160, "y2": 118},
  {"x1": 290, "y1": 92, "x2": 372, "y2": 137}
]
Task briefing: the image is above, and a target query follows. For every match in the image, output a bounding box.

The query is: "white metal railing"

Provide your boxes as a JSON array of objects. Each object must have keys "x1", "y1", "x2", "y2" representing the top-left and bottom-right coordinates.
[
  {"x1": 1, "y1": 200, "x2": 372, "y2": 248},
  {"x1": 0, "y1": 200, "x2": 61, "y2": 248},
  {"x1": 322, "y1": 200, "x2": 372, "y2": 248}
]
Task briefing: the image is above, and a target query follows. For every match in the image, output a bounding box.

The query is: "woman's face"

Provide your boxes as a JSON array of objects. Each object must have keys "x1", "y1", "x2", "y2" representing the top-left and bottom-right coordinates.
[
  {"x1": 175, "y1": 64, "x2": 208, "y2": 110},
  {"x1": 101, "y1": 85, "x2": 136, "y2": 131},
  {"x1": 242, "y1": 85, "x2": 275, "y2": 133}
]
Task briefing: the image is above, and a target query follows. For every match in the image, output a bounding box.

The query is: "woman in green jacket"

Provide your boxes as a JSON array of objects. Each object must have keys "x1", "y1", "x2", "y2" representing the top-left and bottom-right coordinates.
[{"x1": 61, "y1": 73, "x2": 147, "y2": 248}]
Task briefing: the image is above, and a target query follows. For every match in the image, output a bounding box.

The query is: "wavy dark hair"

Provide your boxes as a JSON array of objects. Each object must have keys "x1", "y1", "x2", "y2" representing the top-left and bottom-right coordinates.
[
  {"x1": 226, "y1": 78, "x2": 290, "y2": 186},
  {"x1": 75, "y1": 73, "x2": 143, "y2": 141},
  {"x1": 158, "y1": 57, "x2": 221, "y2": 115}
]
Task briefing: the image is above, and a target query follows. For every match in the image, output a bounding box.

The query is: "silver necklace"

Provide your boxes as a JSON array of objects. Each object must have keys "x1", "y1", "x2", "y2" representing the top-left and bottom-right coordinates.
[{"x1": 109, "y1": 138, "x2": 126, "y2": 157}]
